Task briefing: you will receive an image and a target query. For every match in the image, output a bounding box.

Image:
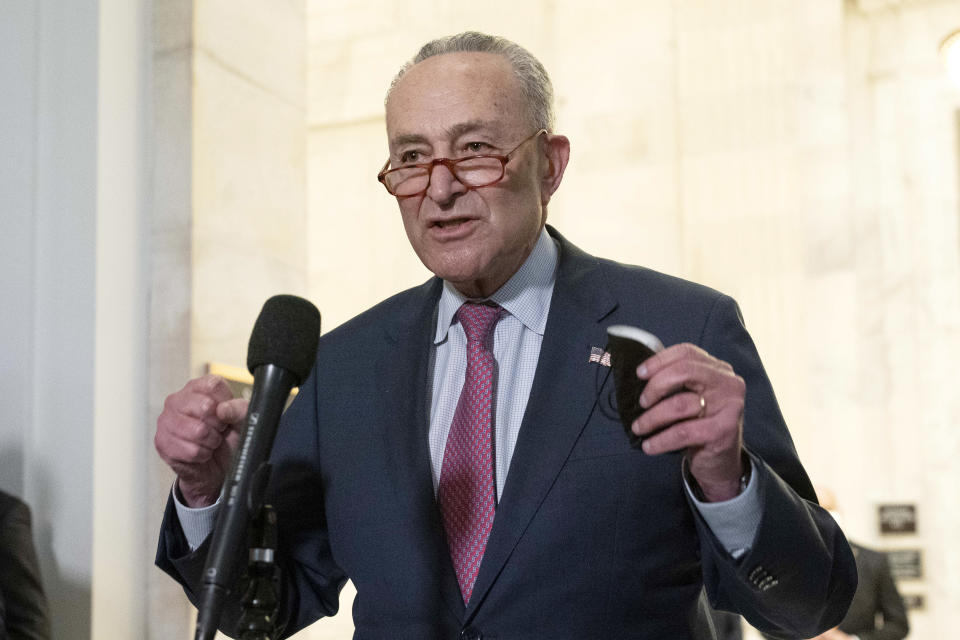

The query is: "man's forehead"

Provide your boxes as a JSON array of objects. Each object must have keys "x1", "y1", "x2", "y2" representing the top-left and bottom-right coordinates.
[{"x1": 385, "y1": 52, "x2": 527, "y2": 144}]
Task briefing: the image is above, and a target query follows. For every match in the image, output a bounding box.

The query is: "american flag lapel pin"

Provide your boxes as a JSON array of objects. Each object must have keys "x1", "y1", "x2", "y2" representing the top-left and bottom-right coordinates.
[{"x1": 588, "y1": 346, "x2": 611, "y2": 367}]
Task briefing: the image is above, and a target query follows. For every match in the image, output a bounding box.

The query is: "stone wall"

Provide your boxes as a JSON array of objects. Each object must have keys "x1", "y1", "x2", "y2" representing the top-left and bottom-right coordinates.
[{"x1": 152, "y1": 0, "x2": 308, "y2": 636}]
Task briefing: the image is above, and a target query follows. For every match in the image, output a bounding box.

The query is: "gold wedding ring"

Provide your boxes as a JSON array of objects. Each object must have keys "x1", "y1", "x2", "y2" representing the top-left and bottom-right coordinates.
[{"x1": 697, "y1": 394, "x2": 707, "y2": 418}]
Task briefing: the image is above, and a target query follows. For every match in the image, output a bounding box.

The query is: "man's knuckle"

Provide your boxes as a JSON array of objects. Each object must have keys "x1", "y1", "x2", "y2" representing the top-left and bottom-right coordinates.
[
  {"x1": 186, "y1": 443, "x2": 210, "y2": 463},
  {"x1": 729, "y1": 397, "x2": 745, "y2": 415},
  {"x1": 668, "y1": 394, "x2": 686, "y2": 413},
  {"x1": 190, "y1": 420, "x2": 209, "y2": 442},
  {"x1": 154, "y1": 431, "x2": 166, "y2": 454},
  {"x1": 198, "y1": 374, "x2": 219, "y2": 392},
  {"x1": 733, "y1": 374, "x2": 746, "y2": 394},
  {"x1": 672, "y1": 422, "x2": 689, "y2": 444},
  {"x1": 681, "y1": 343, "x2": 702, "y2": 359}
]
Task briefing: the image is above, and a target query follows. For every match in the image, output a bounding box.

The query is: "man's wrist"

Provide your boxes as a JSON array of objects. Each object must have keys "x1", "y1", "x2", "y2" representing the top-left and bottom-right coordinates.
[
  {"x1": 686, "y1": 452, "x2": 751, "y2": 503},
  {"x1": 174, "y1": 478, "x2": 221, "y2": 509},
  {"x1": 171, "y1": 483, "x2": 220, "y2": 551}
]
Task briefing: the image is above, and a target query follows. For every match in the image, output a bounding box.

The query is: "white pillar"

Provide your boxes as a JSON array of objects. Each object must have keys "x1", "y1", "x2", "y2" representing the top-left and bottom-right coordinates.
[
  {"x1": 91, "y1": 0, "x2": 150, "y2": 638},
  {"x1": 0, "y1": 1, "x2": 152, "y2": 638}
]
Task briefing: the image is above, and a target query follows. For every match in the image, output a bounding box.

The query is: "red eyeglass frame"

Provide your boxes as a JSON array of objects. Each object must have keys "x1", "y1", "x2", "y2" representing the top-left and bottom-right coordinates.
[{"x1": 377, "y1": 129, "x2": 547, "y2": 197}]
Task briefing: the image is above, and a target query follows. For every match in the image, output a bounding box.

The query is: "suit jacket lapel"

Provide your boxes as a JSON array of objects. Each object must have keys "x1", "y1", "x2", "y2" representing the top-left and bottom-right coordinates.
[
  {"x1": 465, "y1": 230, "x2": 619, "y2": 617},
  {"x1": 377, "y1": 278, "x2": 466, "y2": 621}
]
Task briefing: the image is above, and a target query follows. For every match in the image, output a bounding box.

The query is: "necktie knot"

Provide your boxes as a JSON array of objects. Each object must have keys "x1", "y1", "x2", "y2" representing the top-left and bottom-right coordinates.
[{"x1": 456, "y1": 302, "x2": 502, "y2": 344}]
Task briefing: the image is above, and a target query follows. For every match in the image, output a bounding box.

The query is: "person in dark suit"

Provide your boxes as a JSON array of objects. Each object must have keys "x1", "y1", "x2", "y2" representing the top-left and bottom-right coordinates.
[
  {"x1": 827, "y1": 543, "x2": 909, "y2": 640},
  {"x1": 806, "y1": 490, "x2": 909, "y2": 640},
  {"x1": 154, "y1": 32, "x2": 856, "y2": 639},
  {"x1": 0, "y1": 490, "x2": 51, "y2": 640}
]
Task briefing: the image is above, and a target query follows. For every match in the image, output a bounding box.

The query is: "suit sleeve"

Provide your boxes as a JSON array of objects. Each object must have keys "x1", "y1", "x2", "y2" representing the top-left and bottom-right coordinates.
[
  {"x1": 0, "y1": 495, "x2": 51, "y2": 640},
  {"x1": 154, "y1": 366, "x2": 348, "y2": 639},
  {"x1": 858, "y1": 551, "x2": 909, "y2": 640},
  {"x1": 690, "y1": 295, "x2": 857, "y2": 638}
]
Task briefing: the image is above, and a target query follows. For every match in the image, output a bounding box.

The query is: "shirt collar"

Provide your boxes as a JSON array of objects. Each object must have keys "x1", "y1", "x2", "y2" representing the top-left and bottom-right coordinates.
[{"x1": 434, "y1": 227, "x2": 559, "y2": 345}]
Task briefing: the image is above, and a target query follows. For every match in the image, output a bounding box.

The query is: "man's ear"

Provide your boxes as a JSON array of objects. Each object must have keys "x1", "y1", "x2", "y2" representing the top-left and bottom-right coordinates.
[{"x1": 539, "y1": 134, "x2": 570, "y2": 207}]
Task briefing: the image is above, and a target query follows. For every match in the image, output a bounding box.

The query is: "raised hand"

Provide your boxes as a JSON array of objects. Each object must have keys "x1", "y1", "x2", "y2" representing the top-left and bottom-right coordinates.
[
  {"x1": 632, "y1": 343, "x2": 746, "y2": 502},
  {"x1": 155, "y1": 375, "x2": 248, "y2": 507}
]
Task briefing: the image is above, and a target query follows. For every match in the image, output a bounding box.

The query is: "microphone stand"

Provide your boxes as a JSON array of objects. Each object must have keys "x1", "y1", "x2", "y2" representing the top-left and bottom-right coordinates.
[{"x1": 238, "y1": 504, "x2": 280, "y2": 640}]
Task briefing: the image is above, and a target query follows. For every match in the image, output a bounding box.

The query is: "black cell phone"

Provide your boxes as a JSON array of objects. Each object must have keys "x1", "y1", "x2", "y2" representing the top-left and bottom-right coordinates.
[{"x1": 605, "y1": 325, "x2": 665, "y2": 447}]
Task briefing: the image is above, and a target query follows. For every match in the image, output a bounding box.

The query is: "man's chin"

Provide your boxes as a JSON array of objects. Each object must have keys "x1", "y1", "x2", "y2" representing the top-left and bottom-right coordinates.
[
  {"x1": 421, "y1": 249, "x2": 481, "y2": 281},
  {"x1": 436, "y1": 270, "x2": 479, "y2": 289},
  {"x1": 433, "y1": 267, "x2": 489, "y2": 298}
]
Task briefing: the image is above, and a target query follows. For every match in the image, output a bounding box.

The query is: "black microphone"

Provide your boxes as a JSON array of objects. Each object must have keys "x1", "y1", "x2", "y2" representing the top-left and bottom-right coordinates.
[{"x1": 195, "y1": 294, "x2": 320, "y2": 640}]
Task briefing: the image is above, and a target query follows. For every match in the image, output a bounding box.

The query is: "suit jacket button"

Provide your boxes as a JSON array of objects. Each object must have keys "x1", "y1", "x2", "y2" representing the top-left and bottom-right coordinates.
[
  {"x1": 748, "y1": 565, "x2": 767, "y2": 585},
  {"x1": 460, "y1": 628, "x2": 482, "y2": 640}
]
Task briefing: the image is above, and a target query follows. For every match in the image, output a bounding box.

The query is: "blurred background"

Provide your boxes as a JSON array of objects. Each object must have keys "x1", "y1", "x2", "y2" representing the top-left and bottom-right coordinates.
[{"x1": 2, "y1": 0, "x2": 959, "y2": 637}]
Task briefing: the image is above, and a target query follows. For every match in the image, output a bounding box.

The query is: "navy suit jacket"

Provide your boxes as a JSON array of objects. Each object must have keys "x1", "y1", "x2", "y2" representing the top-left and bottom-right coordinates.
[{"x1": 157, "y1": 227, "x2": 856, "y2": 639}]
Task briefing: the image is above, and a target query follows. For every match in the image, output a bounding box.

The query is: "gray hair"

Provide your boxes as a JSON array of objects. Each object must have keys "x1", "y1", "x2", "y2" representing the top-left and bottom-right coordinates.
[{"x1": 385, "y1": 31, "x2": 556, "y2": 132}]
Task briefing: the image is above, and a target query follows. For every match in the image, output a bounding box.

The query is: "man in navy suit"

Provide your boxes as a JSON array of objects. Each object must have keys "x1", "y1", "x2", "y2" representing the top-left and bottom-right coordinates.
[{"x1": 155, "y1": 32, "x2": 856, "y2": 638}]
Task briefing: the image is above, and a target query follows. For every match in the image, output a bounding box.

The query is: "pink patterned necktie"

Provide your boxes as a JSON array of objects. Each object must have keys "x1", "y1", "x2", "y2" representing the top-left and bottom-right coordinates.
[{"x1": 438, "y1": 302, "x2": 502, "y2": 605}]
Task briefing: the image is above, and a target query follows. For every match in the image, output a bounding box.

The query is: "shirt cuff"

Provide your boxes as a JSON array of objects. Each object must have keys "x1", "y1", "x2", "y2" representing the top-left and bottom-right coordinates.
[
  {"x1": 683, "y1": 453, "x2": 762, "y2": 560},
  {"x1": 171, "y1": 481, "x2": 220, "y2": 551}
]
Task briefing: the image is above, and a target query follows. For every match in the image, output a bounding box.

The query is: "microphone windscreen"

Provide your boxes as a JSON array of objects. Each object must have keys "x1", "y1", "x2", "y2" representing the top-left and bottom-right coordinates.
[{"x1": 247, "y1": 294, "x2": 321, "y2": 385}]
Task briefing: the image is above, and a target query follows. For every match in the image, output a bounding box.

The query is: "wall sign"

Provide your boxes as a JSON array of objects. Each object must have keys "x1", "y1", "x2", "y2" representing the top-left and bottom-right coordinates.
[
  {"x1": 878, "y1": 504, "x2": 917, "y2": 535},
  {"x1": 884, "y1": 548, "x2": 923, "y2": 580}
]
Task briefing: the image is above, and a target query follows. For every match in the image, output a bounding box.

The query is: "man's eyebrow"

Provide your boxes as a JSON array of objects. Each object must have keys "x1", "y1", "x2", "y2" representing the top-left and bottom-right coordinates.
[
  {"x1": 389, "y1": 121, "x2": 503, "y2": 148},
  {"x1": 390, "y1": 133, "x2": 429, "y2": 147}
]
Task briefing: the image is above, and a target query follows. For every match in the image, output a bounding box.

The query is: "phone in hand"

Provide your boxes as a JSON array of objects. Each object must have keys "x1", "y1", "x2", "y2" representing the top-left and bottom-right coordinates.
[{"x1": 605, "y1": 325, "x2": 665, "y2": 447}]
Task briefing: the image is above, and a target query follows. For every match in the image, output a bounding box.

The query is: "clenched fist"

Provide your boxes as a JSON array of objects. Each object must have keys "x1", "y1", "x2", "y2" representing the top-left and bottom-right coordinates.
[{"x1": 155, "y1": 375, "x2": 248, "y2": 507}]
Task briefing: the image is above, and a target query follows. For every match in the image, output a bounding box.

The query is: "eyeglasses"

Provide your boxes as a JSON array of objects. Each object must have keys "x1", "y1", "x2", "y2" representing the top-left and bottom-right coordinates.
[{"x1": 377, "y1": 129, "x2": 547, "y2": 197}]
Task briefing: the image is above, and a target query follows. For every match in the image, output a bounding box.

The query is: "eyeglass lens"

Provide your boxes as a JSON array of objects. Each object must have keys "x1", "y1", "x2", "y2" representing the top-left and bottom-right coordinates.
[{"x1": 384, "y1": 157, "x2": 504, "y2": 197}]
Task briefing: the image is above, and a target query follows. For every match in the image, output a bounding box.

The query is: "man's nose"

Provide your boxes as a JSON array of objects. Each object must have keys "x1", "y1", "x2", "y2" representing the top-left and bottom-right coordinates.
[{"x1": 425, "y1": 161, "x2": 466, "y2": 204}]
